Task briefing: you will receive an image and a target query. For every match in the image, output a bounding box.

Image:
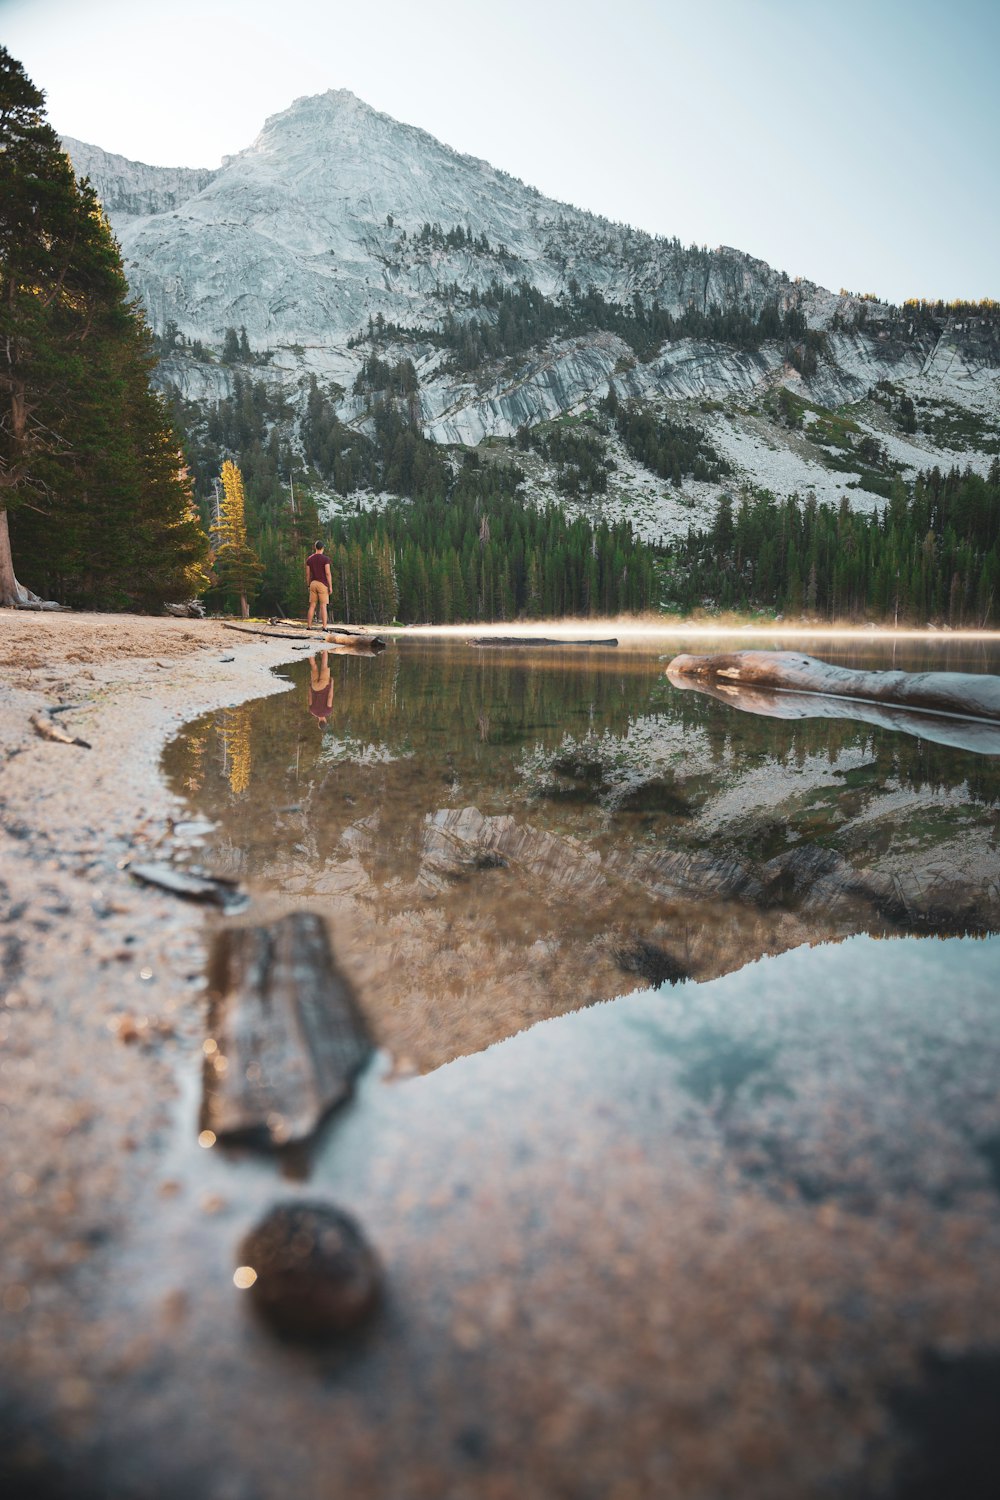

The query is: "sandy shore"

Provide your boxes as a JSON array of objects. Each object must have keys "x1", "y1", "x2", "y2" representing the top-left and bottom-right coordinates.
[
  {"x1": 3, "y1": 613, "x2": 1000, "y2": 1500},
  {"x1": 1, "y1": 612, "x2": 304, "y2": 1482}
]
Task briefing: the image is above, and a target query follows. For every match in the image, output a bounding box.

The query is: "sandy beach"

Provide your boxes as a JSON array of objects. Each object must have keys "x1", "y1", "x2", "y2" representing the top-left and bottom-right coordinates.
[{"x1": 0, "y1": 613, "x2": 301, "y2": 1486}]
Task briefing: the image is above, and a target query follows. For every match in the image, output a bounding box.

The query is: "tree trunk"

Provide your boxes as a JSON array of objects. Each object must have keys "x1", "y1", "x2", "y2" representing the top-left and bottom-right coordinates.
[
  {"x1": 0, "y1": 508, "x2": 22, "y2": 608},
  {"x1": 240, "y1": 591, "x2": 249, "y2": 619},
  {"x1": 0, "y1": 509, "x2": 67, "y2": 610}
]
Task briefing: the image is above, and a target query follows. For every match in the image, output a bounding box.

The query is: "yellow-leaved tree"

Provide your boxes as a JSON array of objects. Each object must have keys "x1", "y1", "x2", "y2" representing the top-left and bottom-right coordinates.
[{"x1": 214, "y1": 459, "x2": 262, "y2": 618}]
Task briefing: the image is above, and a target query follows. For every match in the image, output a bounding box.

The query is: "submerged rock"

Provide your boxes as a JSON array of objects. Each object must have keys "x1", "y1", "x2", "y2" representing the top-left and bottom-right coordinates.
[{"x1": 237, "y1": 1202, "x2": 380, "y2": 1339}]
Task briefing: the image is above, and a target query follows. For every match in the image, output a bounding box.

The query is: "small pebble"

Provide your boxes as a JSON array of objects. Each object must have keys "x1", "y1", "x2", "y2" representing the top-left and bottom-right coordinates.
[{"x1": 236, "y1": 1201, "x2": 380, "y2": 1339}]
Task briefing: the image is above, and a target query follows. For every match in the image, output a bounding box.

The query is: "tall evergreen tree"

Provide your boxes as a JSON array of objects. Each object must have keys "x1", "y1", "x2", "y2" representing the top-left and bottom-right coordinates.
[{"x1": 0, "y1": 47, "x2": 208, "y2": 609}]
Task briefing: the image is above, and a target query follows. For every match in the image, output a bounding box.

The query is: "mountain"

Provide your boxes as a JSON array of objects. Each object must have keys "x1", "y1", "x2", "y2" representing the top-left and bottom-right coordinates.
[{"x1": 63, "y1": 90, "x2": 1000, "y2": 540}]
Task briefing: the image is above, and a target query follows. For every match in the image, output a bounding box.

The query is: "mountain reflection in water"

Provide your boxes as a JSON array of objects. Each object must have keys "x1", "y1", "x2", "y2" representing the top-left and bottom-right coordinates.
[{"x1": 164, "y1": 638, "x2": 1000, "y2": 1072}]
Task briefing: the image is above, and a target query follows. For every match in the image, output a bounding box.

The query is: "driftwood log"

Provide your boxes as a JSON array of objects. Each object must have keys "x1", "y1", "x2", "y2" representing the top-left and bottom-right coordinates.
[
  {"x1": 666, "y1": 651, "x2": 1000, "y2": 724},
  {"x1": 472, "y1": 636, "x2": 619, "y2": 648},
  {"x1": 30, "y1": 713, "x2": 90, "y2": 748},
  {"x1": 202, "y1": 912, "x2": 371, "y2": 1147},
  {"x1": 164, "y1": 601, "x2": 206, "y2": 618},
  {"x1": 222, "y1": 622, "x2": 386, "y2": 651},
  {"x1": 667, "y1": 672, "x2": 1000, "y2": 755}
]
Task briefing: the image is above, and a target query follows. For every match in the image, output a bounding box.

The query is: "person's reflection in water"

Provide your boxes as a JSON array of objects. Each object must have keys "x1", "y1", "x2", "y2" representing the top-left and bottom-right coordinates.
[{"x1": 308, "y1": 650, "x2": 333, "y2": 729}]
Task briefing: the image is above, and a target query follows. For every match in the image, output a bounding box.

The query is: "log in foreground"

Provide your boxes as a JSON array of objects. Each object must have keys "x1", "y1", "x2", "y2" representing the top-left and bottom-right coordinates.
[
  {"x1": 203, "y1": 913, "x2": 372, "y2": 1147},
  {"x1": 666, "y1": 651, "x2": 1000, "y2": 724}
]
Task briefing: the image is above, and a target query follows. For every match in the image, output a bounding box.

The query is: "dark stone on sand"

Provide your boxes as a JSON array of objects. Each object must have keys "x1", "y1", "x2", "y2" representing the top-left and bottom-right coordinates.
[{"x1": 238, "y1": 1202, "x2": 380, "y2": 1340}]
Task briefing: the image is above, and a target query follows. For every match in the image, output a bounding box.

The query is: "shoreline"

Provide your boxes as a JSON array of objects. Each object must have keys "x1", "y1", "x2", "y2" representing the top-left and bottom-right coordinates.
[
  {"x1": 1, "y1": 612, "x2": 304, "y2": 1486},
  {"x1": 3, "y1": 613, "x2": 1000, "y2": 1499}
]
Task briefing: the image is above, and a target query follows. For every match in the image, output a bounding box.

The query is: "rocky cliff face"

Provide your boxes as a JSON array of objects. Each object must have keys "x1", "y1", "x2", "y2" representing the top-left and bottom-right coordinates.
[
  {"x1": 62, "y1": 137, "x2": 217, "y2": 219},
  {"x1": 63, "y1": 90, "x2": 1000, "y2": 531},
  {"x1": 62, "y1": 90, "x2": 850, "y2": 349}
]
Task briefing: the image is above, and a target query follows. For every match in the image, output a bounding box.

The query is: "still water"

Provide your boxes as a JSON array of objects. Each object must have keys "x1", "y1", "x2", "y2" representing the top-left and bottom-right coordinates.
[{"x1": 164, "y1": 635, "x2": 1000, "y2": 1072}]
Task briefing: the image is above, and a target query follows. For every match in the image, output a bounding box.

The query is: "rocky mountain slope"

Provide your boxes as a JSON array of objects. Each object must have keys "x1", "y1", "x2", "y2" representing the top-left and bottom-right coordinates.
[{"x1": 64, "y1": 90, "x2": 1000, "y2": 537}]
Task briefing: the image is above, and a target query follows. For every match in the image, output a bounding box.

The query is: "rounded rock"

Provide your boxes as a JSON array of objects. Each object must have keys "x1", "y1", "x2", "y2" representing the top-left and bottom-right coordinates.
[{"x1": 237, "y1": 1201, "x2": 380, "y2": 1339}]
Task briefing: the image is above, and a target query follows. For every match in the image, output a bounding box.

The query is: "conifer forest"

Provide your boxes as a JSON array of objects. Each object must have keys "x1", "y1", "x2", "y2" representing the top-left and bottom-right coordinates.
[{"x1": 0, "y1": 47, "x2": 207, "y2": 610}]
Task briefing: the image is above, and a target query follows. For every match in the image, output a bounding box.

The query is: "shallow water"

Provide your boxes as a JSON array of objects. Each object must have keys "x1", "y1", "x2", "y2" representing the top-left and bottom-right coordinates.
[
  {"x1": 102, "y1": 635, "x2": 1000, "y2": 1498},
  {"x1": 164, "y1": 635, "x2": 1000, "y2": 1070}
]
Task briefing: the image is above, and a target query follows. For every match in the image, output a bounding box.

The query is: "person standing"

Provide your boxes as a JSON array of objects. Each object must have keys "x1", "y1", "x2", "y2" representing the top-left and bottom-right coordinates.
[{"x1": 306, "y1": 541, "x2": 333, "y2": 627}]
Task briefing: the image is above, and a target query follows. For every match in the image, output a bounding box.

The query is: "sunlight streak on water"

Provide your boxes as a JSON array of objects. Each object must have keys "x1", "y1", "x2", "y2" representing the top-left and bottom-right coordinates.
[{"x1": 378, "y1": 617, "x2": 1000, "y2": 643}]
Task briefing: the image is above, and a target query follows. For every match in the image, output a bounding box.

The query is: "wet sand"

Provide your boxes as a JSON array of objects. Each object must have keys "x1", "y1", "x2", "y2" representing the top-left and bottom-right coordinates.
[
  {"x1": 0, "y1": 612, "x2": 300, "y2": 1489},
  {"x1": 2, "y1": 613, "x2": 999, "y2": 1499}
]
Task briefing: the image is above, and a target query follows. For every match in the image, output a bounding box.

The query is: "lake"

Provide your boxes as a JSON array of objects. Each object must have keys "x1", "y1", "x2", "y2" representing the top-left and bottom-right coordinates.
[
  {"x1": 150, "y1": 632, "x2": 1000, "y2": 1496},
  {"x1": 164, "y1": 634, "x2": 1000, "y2": 1072}
]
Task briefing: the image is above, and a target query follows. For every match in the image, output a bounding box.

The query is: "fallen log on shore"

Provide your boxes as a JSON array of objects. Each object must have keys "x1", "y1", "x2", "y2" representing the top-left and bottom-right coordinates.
[
  {"x1": 267, "y1": 618, "x2": 371, "y2": 637},
  {"x1": 203, "y1": 913, "x2": 372, "y2": 1147},
  {"x1": 666, "y1": 650, "x2": 1000, "y2": 726},
  {"x1": 472, "y1": 636, "x2": 619, "y2": 648},
  {"x1": 325, "y1": 630, "x2": 386, "y2": 652},
  {"x1": 222, "y1": 622, "x2": 386, "y2": 650}
]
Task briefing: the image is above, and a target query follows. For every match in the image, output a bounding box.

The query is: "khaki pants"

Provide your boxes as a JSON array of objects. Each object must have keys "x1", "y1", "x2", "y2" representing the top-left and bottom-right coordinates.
[{"x1": 309, "y1": 581, "x2": 330, "y2": 605}]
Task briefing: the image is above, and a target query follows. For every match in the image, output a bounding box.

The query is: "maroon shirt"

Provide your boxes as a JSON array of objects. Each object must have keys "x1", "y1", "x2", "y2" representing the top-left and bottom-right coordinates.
[
  {"x1": 307, "y1": 551, "x2": 331, "y2": 583},
  {"x1": 309, "y1": 684, "x2": 332, "y2": 720}
]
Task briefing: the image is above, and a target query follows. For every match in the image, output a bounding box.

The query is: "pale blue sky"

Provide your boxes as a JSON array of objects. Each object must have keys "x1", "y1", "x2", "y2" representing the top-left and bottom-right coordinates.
[{"x1": 3, "y1": 0, "x2": 997, "y2": 303}]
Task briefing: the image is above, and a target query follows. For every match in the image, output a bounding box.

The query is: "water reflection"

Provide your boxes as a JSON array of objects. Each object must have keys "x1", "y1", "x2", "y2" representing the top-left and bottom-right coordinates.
[
  {"x1": 307, "y1": 650, "x2": 334, "y2": 728},
  {"x1": 163, "y1": 638, "x2": 1000, "y2": 1071},
  {"x1": 668, "y1": 672, "x2": 1000, "y2": 755}
]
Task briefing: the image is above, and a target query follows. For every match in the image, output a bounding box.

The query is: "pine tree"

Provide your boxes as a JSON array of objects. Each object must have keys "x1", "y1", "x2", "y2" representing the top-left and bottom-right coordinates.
[
  {"x1": 214, "y1": 459, "x2": 262, "y2": 616},
  {"x1": 0, "y1": 47, "x2": 113, "y2": 604},
  {"x1": 0, "y1": 47, "x2": 208, "y2": 609}
]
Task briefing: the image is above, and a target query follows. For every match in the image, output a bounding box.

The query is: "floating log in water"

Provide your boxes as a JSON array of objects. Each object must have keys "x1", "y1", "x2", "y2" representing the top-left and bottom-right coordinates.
[
  {"x1": 130, "y1": 862, "x2": 248, "y2": 912},
  {"x1": 668, "y1": 672, "x2": 1000, "y2": 755},
  {"x1": 203, "y1": 912, "x2": 371, "y2": 1147},
  {"x1": 666, "y1": 651, "x2": 1000, "y2": 724},
  {"x1": 472, "y1": 636, "x2": 618, "y2": 648}
]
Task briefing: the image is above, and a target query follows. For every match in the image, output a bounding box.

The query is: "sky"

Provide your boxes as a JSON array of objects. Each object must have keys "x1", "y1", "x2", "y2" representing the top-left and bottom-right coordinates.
[{"x1": 3, "y1": 0, "x2": 997, "y2": 304}]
